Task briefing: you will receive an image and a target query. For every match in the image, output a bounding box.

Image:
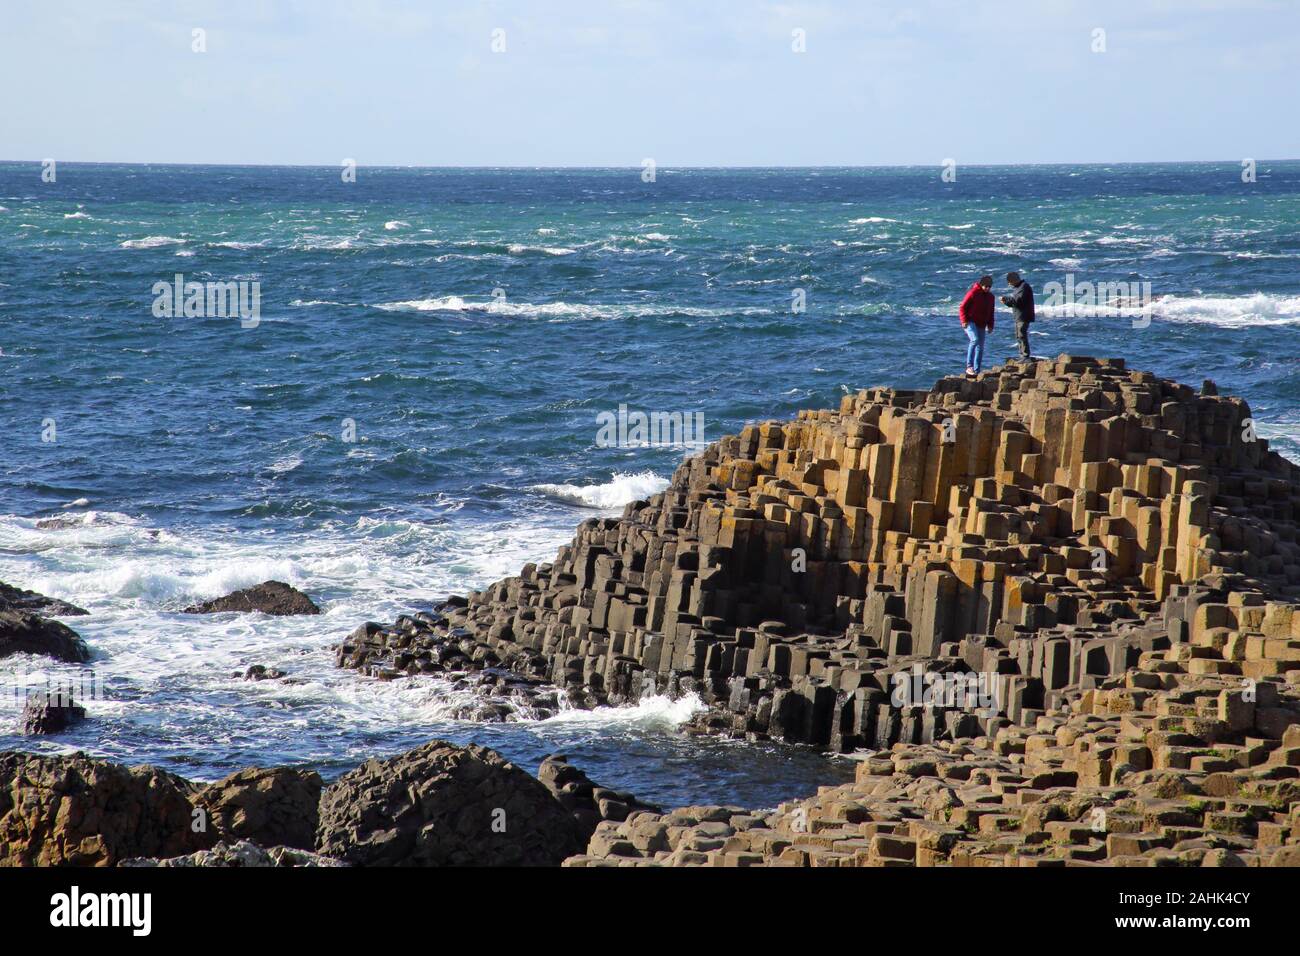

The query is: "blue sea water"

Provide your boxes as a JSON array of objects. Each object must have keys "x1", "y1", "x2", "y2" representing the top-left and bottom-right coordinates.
[{"x1": 1, "y1": 161, "x2": 1299, "y2": 807}]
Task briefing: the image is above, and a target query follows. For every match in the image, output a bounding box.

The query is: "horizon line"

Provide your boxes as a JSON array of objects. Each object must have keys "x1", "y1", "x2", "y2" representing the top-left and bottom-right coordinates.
[{"x1": 3, "y1": 158, "x2": 1297, "y2": 172}]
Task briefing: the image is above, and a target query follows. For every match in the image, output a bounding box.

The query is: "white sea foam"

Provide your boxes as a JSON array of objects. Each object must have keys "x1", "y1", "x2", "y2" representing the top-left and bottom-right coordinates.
[
  {"x1": 119, "y1": 235, "x2": 186, "y2": 249},
  {"x1": 531, "y1": 471, "x2": 669, "y2": 510},
  {"x1": 536, "y1": 692, "x2": 705, "y2": 729},
  {"x1": 209, "y1": 239, "x2": 270, "y2": 250},
  {"x1": 507, "y1": 243, "x2": 577, "y2": 256},
  {"x1": 1034, "y1": 292, "x2": 1300, "y2": 327},
  {"x1": 64, "y1": 211, "x2": 92, "y2": 220},
  {"x1": 0, "y1": 507, "x2": 581, "y2": 743},
  {"x1": 373, "y1": 296, "x2": 770, "y2": 320},
  {"x1": 1153, "y1": 292, "x2": 1300, "y2": 328},
  {"x1": 1048, "y1": 257, "x2": 1084, "y2": 268},
  {"x1": 848, "y1": 217, "x2": 899, "y2": 224},
  {"x1": 383, "y1": 220, "x2": 409, "y2": 231}
]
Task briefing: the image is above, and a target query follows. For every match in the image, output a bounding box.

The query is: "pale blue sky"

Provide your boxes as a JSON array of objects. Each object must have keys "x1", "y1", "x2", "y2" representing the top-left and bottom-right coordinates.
[{"x1": 3, "y1": 0, "x2": 1296, "y2": 166}]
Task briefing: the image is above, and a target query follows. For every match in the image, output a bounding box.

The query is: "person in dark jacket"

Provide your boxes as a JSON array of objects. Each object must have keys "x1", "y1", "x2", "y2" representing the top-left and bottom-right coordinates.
[
  {"x1": 958, "y1": 275, "x2": 995, "y2": 375},
  {"x1": 1001, "y1": 272, "x2": 1034, "y2": 359}
]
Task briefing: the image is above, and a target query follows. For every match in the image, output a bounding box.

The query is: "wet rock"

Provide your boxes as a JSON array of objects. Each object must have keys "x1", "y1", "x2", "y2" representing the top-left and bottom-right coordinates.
[
  {"x1": 123, "y1": 840, "x2": 346, "y2": 867},
  {"x1": 183, "y1": 580, "x2": 320, "y2": 616},
  {"x1": 196, "y1": 767, "x2": 323, "y2": 850},
  {"x1": 237, "y1": 664, "x2": 287, "y2": 681},
  {"x1": 316, "y1": 740, "x2": 581, "y2": 866},
  {"x1": 447, "y1": 699, "x2": 515, "y2": 722},
  {"x1": 0, "y1": 581, "x2": 88, "y2": 616},
  {"x1": 0, "y1": 610, "x2": 91, "y2": 662},
  {"x1": 0, "y1": 752, "x2": 213, "y2": 866},
  {"x1": 21, "y1": 694, "x2": 86, "y2": 735}
]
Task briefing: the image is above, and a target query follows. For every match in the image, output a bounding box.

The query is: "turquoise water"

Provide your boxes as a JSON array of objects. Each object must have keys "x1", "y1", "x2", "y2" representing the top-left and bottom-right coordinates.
[{"x1": 1, "y1": 161, "x2": 1297, "y2": 805}]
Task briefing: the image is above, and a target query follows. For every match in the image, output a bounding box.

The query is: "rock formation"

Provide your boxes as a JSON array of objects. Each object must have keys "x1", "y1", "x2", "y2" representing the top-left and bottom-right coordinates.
[
  {"x1": 6, "y1": 357, "x2": 1300, "y2": 867},
  {"x1": 0, "y1": 609, "x2": 91, "y2": 663},
  {"x1": 183, "y1": 580, "x2": 320, "y2": 616},
  {"x1": 315, "y1": 740, "x2": 582, "y2": 866},
  {"x1": 196, "y1": 767, "x2": 323, "y2": 851},
  {"x1": 0, "y1": 742, "x2": 647, "y2": 868},
  {"x1": 0, "y1": 752, "x2": 212, "y2": 866},
  {"x1": 338, "y1": 357, "x2": 1300, "y2": 866},
  {"x1": 21, "y1": 693, "x2": 86, "y2": 735},
  {"x1": 537, "y1": 754, "x2": 661, "y2": 842}
]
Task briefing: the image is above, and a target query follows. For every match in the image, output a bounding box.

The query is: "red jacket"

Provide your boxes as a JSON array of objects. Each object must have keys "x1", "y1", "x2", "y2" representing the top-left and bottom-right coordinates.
[{"x1": 959, "y1": 283, "x2": 995, "y2": 330}]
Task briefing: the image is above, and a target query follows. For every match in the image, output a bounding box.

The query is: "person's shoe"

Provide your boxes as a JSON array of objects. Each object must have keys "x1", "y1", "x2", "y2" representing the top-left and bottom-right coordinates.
[{"x1": 965, "y1": 367, "x2": 976, "y2": 376}]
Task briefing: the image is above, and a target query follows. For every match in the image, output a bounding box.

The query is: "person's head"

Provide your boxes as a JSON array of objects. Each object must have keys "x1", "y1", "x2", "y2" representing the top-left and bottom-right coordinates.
[
  {"x1": 1007, "y1": 271, "x2": 1022, "y2": 287},
  {"x1": 978, "y1": 275, "x2": 993, "y2": 290}
]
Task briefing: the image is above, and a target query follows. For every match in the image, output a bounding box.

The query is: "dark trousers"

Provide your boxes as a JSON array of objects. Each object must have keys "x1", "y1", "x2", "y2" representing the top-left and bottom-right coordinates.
[{"x1": 1016, "y1": 319, "x2": 1031, "y2": 358}]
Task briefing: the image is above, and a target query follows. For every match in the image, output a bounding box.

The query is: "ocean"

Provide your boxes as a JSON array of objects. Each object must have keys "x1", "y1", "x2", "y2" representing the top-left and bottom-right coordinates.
[{"x1": 1, "y1": 161, "x2": 1298, "y2": 807}]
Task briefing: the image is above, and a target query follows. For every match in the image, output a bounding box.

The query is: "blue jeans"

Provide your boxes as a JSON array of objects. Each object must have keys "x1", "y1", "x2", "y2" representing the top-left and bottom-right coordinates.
[{"x1": 964, "y1": 324, "x2": 986, "y2": 372}]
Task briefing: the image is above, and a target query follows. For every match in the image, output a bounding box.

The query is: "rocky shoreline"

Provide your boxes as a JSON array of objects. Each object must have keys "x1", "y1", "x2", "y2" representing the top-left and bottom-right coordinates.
[
  {"x1": 0, "y1": 743, "x2": 652, "y2": 867},
  {"x1": 5, "y1": 356, "x2": 1300, "y2": 866}
]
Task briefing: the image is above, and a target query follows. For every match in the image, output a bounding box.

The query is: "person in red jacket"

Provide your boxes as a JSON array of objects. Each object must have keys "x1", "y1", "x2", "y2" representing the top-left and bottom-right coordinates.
[{"x1": 959, "y1": 275, "x2": 995, "y2": 375}]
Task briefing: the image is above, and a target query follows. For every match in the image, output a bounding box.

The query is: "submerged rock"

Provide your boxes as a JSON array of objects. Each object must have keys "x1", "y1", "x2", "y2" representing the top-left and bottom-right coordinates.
[
  {"x1": 0, "y1": 752, "x2": 213, "y2": 866},
  {"x1": 316, "y1": 740, "x2": 582, "y2": 866},
  {"x1": 0, "y1": 580, "x2": 88, "y2": 616},
  {"x1": 123, "y1": 840, "x2": 346, "y2": 868},
  {"x1": 0, "y1": 609, "x2": 91, "y2": 662},
  {"x1": 183, "y1": 580, "x2": 320, "y2": 616}
]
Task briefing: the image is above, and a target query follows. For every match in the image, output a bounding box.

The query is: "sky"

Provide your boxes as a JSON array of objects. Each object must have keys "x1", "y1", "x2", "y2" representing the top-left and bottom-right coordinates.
[{"x1": 2, "y1": 0, "x2": 1297, "y2": 167}]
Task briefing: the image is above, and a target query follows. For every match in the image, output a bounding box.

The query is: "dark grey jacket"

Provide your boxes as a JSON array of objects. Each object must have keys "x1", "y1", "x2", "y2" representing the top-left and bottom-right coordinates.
[{"x1": 1002, "y1": 282, "x2": 1035, "y2": 323}]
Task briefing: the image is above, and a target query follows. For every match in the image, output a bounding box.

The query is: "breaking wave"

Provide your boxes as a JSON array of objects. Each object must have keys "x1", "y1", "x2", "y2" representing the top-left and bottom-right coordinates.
[{"x1": 531, "y1": 471, "x2": 669, "y2": 510}]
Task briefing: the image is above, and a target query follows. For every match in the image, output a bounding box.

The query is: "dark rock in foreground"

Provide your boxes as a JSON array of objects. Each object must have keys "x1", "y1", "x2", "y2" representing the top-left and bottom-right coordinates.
[
  {"x1": 0, "y1": 752, "x2": 213, "y2": 866},
  {"x1": 316, "y1": 740, "x2": 582, "y2": 866},
  {"x1": 0, "y1": 580, "x2": 88, "y2": 617},
  {"x1": 122, "y1": 840, "x2": 346, "y2": 868},
  {"x1": 1, "y1": 743, "x2": 644, "y2": 868},
  {"x1": 197, "y1": 767, "x2": 322, "y2": 851},
  {"x1": 21, "y1": 694, "x2": 86, "y2": 735},
  {"x1": 183, "y1": 580, "x2": 320, "y2": 616},
  {"x1": 0, "y1": 610, "x2": 91, "y2": 663}
]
